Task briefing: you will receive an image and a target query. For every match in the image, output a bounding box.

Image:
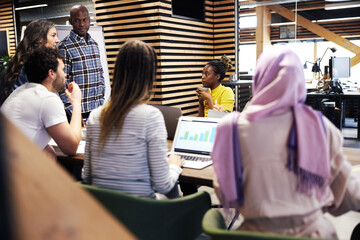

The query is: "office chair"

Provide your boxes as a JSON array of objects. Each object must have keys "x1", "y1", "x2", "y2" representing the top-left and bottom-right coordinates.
[
  {"x1": 202, "y1": 209, "x2": 319, "y2": 240},
  {"x1": 351, "y1": 222, "x2": 360, "y2": 240},
  {"x1": 81, "y1": 184, "x2": 211, "y2": 240}
]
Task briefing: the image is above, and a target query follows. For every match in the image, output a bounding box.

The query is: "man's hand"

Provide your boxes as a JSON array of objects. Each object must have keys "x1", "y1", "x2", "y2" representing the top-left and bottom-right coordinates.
[
  {"x1": 65, "y1": 82, "x2": 82, "y2": 105},
  {"x1": 44, "y1": 144, "x2": 57, "y2": 162}
]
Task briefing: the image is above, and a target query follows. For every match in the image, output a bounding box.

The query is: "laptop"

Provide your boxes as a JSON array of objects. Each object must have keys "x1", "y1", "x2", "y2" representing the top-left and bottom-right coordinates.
[
  {"x1": 207, "y1": 109, "x2": 229, "y2": 118},
  {"x1": 152, "y1": 105, "x2": 182, "y2": 140},
  {"x1": 169, "y1": 116, "x2": 220, "y2": 169}
]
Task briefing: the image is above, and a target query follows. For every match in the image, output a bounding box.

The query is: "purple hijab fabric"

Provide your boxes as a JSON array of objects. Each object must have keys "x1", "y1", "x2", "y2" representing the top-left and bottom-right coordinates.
[{"x1": 212, "y1": 45, "x2": 330, "y2": 209}]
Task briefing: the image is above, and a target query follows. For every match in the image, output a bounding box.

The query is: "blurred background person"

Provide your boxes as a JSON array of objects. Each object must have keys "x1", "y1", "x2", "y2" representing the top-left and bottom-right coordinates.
[
  {"x1": 0, "y1": 19, "x2": 59, "y2": 106},
  {"x1": 82, "y1": 40, "x2": 183, "y2": 199}
]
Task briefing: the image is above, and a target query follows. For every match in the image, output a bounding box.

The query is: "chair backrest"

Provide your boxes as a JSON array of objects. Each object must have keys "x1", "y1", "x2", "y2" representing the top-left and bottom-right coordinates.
[
  {"x1": 202, "y1": 209, "x2": 320, "y2": 240},
  {"x1": 82, "y1": 184, "x2": 211, "y2": 240},
  {"x1": 151, "y1": 104, "x2": 182, "y2": 140}
]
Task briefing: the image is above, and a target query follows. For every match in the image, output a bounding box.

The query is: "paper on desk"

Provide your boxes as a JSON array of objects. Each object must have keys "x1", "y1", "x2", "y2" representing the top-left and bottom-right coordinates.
[
  {"x1": 208, "y1": 109, "x2": 229, "y2": 118},
  {"x1": 352, "y1": 165, "x2": 360, "y2": 178},
  {"x1": 49, "y1": 139, "x2": 86, "y2": 154}
]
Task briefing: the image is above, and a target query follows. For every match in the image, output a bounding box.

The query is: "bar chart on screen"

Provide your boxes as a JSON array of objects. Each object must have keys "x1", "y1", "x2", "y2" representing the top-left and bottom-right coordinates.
[
  {"x1": 179, "y1": 127, "x2": 216, "y2": 143},
  {"x1": 174, "y1": 120, "x2": 218, "y2": 152}
]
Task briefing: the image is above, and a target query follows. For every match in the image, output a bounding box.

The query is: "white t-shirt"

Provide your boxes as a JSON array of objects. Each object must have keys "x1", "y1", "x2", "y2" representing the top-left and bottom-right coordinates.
[{"x1": 1, "y1": 83, "x2": 67, "y2": 149}]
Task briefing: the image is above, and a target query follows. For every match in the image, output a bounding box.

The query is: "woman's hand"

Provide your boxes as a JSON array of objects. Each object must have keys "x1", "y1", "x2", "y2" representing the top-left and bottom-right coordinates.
[
  {"x1": 168, "y1": 154, "x2": 184, "y2": 168},
  {"x1": 213, "y1": 104, "x2": 225, "y2": 112},
  {"x1": 196, "y1": 88, "x2": 211, "y2": 101}
]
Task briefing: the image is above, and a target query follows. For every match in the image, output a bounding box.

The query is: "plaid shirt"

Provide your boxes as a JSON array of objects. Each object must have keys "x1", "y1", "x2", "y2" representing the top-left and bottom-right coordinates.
[{"x1": 58, "y1": 30, "x2": 105, "y2": 114}]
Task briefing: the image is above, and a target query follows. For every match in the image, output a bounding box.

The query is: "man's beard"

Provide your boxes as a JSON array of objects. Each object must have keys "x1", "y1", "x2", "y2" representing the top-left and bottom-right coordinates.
[{"x1": 52, "y1": 76, "x2": 65, "y2": 92}]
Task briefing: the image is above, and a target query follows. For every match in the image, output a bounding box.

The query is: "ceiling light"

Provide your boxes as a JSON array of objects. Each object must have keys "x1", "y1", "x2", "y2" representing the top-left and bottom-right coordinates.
[
  {"x1": 15, "y1": 4, "x2": 48, "y2": 11},
  {"x1": 325, "y1": 1, "x2": 360, "y2": 10},
  {"x1": 239, "y1": 0, "x2": 299, "y2": 9},
  {"x1": 313, "y1": 16, "x2": 360, "y2": 22},
  {"x1": 271, "y1": 22, "x2": 296, "y2": 26}
]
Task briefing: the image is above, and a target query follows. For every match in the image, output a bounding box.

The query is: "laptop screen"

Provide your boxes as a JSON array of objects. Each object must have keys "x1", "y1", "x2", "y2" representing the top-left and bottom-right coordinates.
[{"x1": 173, "y1": 118, "x2": 218, "y2": 155}]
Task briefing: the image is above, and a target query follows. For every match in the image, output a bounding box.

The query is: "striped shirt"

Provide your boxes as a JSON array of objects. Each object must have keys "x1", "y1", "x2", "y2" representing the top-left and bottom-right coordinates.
[
  {"x1": 82, "y1": 104, "x2": 182, "y2": 198},
  {"x1": 58, "y1": 30, "x2": 105, "y2": 114}
]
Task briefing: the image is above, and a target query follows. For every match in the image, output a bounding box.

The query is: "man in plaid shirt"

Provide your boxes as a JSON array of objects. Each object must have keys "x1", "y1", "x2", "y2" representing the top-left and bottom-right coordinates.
[{"x1": 58, "y1": 5, "x2": 105, "y2": 121}]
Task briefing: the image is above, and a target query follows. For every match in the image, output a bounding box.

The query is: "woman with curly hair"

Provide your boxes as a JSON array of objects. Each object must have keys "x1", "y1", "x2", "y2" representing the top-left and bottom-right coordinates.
[
  {"x1": 0, "y1": 19, "x2": 59, "y2": 105},
  {"x1": 196, "y1": 55, "x2": 235, "y2": 117}
]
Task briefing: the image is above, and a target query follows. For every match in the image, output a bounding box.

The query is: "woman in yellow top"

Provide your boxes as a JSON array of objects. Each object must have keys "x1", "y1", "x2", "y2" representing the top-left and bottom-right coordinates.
[{"x1": 196, "y1": 55, "x2": 235, "y2": 117}]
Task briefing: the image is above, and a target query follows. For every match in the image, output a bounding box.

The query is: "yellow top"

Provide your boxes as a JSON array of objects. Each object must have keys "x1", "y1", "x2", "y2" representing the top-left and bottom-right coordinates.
[{"x1": 203, "y1": 84, "x2": 235, "y2": 117}]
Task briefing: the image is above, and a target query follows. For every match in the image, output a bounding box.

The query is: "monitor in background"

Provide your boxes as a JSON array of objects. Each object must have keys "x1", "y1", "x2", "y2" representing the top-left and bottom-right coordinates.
[
  {"x1": 172, "y1": 0, "x2": 205, "y2": 21},
  {"x1": 329, "y1": 57, "x2": 350, "y2": 80}
]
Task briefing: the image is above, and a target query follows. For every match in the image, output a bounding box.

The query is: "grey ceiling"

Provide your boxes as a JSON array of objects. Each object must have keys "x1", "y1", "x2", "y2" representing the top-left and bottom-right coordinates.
[{"x1": 15, "y1": 0, "x2": 94, "y2": 23}]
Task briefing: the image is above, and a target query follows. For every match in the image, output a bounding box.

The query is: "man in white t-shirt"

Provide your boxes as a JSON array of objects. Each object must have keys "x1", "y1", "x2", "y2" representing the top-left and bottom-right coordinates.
[{"x1": 1, "y1": 47, "x2": 82, "y2": 159}]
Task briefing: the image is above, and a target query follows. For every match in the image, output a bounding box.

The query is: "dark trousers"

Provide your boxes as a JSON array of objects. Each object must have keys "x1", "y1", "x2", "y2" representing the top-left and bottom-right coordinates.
[
  {"x1": 179, "y1": 182, "x2": 198, "y2": 196},
  {"x1": 66, "y1": 109, "x2": 90, "y2": 126},
  {"x1": 165, "y1": 183, "x2": 180, "y2": 199}
]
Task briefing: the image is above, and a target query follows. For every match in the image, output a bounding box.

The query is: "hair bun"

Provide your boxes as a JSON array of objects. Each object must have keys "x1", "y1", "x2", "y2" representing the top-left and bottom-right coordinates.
[{"x1": 220, "y1": 54, "x2": 233, "y2": 72}]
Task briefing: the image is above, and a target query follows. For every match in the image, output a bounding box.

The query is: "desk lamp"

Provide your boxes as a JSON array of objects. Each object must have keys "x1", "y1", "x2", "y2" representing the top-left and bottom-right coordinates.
[
  {"x1": 303, "y1": 47, "x2": 337, "y2": 86},
  {"x1": 303, "y1": 61, "x2": 321, "y2": 84}
]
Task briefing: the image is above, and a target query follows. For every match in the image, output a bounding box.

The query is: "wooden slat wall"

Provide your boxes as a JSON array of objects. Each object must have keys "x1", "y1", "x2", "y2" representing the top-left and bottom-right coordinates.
[
  {"x1": 0, "y1": 0, "x2": 16, "y2": 56},
  {"x1": 213, "y1": 0, "x2": 238, "y2": 109},
  {"x1": 93, "y1": 0, "x2": 236, "y2": 115}
]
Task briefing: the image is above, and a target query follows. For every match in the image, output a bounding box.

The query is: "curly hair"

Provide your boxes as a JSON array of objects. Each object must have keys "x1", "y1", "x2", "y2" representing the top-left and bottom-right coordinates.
[
  {"x1": 206, "y1": 54, "x2": 233, "y2": 82},
  {"x1": 0, "y1": 19, "x2": 55, "y2": 105},
  {"x1": 24, "y1": 47, "x2": 62, "y2": 84}
]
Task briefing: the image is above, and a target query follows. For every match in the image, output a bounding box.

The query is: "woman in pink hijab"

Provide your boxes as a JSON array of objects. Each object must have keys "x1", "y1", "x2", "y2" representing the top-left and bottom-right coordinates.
[{"x1": 212, "y1": 45, "x2": 360, "y2": 239}]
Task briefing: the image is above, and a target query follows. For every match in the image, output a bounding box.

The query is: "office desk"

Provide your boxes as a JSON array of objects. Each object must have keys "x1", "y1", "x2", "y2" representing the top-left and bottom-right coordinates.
[
  {"x1": 222, "y1": 80, "x2": 253, "y2": 111},
  {"x1": 344, "y1": 147, "x2": 360, "y2": 166},
  {"x1": 307, "y1": 91, "x2": 360, "y2": 139},
  {"x1": 55, "y1": 140, "x2": 215, "y2": 187},
  {"x1": 56, "y1": 152, "x2": 214, "y2": 187},
  {"x1": 56, "y1": 144, "x2": 360, "y2": 189}
]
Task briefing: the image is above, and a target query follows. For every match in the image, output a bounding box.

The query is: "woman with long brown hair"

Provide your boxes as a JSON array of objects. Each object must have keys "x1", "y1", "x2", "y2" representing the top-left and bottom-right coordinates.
[
  {"x1": 0, "y1": 19, "x2": 59, "y2": 106},
  {"x1": 82, "y1": 40, "x2": 183, "y2": 199}
]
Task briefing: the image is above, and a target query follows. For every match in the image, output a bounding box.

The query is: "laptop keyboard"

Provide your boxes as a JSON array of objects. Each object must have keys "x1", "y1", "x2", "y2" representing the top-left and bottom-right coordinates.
[{"x1": 178, "y1": 154, "x2": 210, "y2": 162}]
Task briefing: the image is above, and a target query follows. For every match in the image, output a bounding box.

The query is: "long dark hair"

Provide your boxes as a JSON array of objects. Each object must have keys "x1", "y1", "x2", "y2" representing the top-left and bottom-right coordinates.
[
  {"x1": 99, "y1": 40, "x2": 157, "y2": 144},
  {"x1": 0, "y1": 19, "x2": 55, "y2": 105}
]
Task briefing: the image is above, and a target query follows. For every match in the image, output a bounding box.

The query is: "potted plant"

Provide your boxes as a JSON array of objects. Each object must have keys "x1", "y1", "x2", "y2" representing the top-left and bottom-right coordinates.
[{"x1": 0, "y1": 55, "x2": 11, "y2": 75}]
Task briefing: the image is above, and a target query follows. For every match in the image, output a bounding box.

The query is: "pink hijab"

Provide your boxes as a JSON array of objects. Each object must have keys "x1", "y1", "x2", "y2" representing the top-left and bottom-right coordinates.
[{"x1": 212, "y1": 45, "x2": 330, "y2": 209}]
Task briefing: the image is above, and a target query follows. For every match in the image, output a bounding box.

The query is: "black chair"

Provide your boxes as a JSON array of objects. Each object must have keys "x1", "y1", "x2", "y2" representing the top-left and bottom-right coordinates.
[{"x1": 351, "y1": 222, "x2": 360, "y2": 240}]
